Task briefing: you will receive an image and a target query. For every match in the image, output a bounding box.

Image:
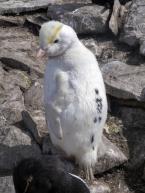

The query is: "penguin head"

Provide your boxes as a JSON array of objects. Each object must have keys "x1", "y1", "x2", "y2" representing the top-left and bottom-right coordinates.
[{"x1": 37, "y1": 21, "x2": 78, "y2": 58}]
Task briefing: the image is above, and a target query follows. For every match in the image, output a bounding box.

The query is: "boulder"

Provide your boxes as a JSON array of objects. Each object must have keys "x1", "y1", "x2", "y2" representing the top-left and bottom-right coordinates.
[
  {"x1": 24, "y1": 79, "x2": 44, "y2": 111},
  {"x1": 0, "y1": 27, "x2": 46, "y2": 78},
  {"x1": 101, "y1": 61, "x2": 145, "y2": 101},
  {"x1": 0, "y1": 0, "x2": 62, "y2": 15},
  {"x1": 0, "y1": 176, "x2": 15, "y2": 193},
  {"x1": 0, "y1": 125, "x2": 41, "y2": 175},
  {"x1": 47, "y1": 4, "x2": 109, "y2": 35},
  {"x1": 0, "y1": 65, "x2": 26, "y2": 126},
  {"x1": 0, "y1": 15, "x2": 25, "y2": 27},
  {"x1": 81, "y1": 38, "x2": 102, "y2": 57},
  {"x1": 89, "y1": 181, "x2": 111, "y2": 193},
  {"x1": 95, "y1": 135, "x2": 127, "y2": 174},
  {"x1": 120, "y1": 0, "x2": 145, "y2": 56}
]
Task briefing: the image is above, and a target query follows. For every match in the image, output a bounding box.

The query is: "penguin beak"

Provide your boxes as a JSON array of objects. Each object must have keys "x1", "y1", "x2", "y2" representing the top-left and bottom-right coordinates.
[{"x1": 36, "y1": 48, "x2": 46, "y2": 58}]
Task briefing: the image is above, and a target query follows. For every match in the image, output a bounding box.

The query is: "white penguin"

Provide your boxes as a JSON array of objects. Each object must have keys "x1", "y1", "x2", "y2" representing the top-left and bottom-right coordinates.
[{"x1": 37, "y1": 21, "x2": 107, "y2": 181}]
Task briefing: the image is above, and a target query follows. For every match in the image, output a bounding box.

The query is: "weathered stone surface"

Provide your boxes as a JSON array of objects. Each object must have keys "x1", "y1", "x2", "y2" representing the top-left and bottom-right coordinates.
[
  {"x1": 120, "y1": 0, "x2": 145, "y2": 55},
  {"x1": 7, "y1": 70, "x2": 31, "y2": 91},
  {"x1": 22, "y1": 110, "x2": 46, "y2": 144},
  {"x1": 30, "y1": 110, "x2": 47, "y2": 137},
  {"x1": 0, "y1": 63, "x2": 26, "y2": 126},
  {"x1": 0, "y1": 15, "x2": 25, "y2": 27},
  {"x1": 117, "y1": 105, "x2": 145, "y2": 128},
  {"x1": 25, "y1": 14, "x2": 48, "y2": 34},
  {"x1": 0, "y1": 125, "x2": 41, "y2": 175},
  {"x1": 0, "y1": 176, "x2": 15, "y2": 193},
  {"x1": 120, "y1": 113, "x2": 145, "y2": 169},
  {"x1": 47, "y1": 4, "x2": 109, "y2": 34},
  {"x1": 101, "y1": 61, "x2": 145, "y2": 101},
  {"x1": 96, "y1": 135, "x2": 127, "y2": 174},
  {"x1": 89, "y1": 181, "x2": 111, "y2": 193},
  {"x1": 0, "y1": 27, "x2": 46, "y2": 77},
  {"x1": 24, "y1": 79, "x2": 44, "y2": 111},
  {"x1": 0, "y1": 0, "x2": 61, "y2": 15},
  {"x1": 81, "y1": 38, "x2": 102, "y2": 57},
  {"x1": 0, "y1": 86, "x2": 24, "y2": 126}
]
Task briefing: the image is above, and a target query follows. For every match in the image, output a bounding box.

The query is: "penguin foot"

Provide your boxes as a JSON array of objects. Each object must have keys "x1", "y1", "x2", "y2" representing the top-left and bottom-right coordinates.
[{"x1": 84, "y1": 166, "x2": 94, "y2": 183}]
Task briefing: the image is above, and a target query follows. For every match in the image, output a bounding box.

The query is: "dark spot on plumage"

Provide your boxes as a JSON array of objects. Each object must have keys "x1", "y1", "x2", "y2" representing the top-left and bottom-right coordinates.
[
  {"x1": 98, "y1": 117, "x2": 102, "y2": 122},
  {"x1": 96, "y1": 97, "x2": 103, "y2": 113},
  {"x1": 94, "y1": 117, "x2": 97, "y2": 123},
  {"x1": 96, "y1": 98, "x2": 102, "y2": 103},
  {"x1": 91, "y1": 134, "x2": 94, "y2": 143},
  {"x1": 92, "y1": 146, "x2": 95, "y2": 150},
  {"x1": 95, "y1": 89, "x2": 99, "y2": 95}
]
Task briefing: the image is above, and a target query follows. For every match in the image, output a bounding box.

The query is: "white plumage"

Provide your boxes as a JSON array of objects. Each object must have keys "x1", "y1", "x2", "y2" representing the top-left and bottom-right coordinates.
[{"x1": 38, "y1": 21, "x2": 107, "y2": 181}]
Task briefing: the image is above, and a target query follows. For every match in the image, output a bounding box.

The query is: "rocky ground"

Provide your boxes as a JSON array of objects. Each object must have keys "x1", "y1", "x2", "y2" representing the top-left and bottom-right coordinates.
[{"x1": 0, "y1": 0, "x2": 145, "y2": 192}]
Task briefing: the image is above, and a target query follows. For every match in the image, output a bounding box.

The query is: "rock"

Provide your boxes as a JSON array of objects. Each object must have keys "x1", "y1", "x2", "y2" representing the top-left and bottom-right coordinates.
[
  {"x1": 117, "y1": 106, "x2": 145, "y2": 129},
  {"x1": 47, "y1": 4, "x2": 109, "y2": 35},
  {"x1": 22, "y1": 110, "x2": 43, "y2": 144},
  {"x1": 30, "y1": 110, "x2": 47, "y2": 137},
  {"x1": 81, "y1": 38, "x2": 102, "y2": 57},
  {"x1": 25, "y1": 14, "x2": 48, "y2": 35},
  {"x1": 95, "y1": 135, "x2": 127, "y2": 174},
  {"x1": 120, "y1": 0, "x2": 145, "y2": 55},
  {"x1": 0, "y1": 0, "x2": 63, "y2": 15},
  {"x1": 0, "y1": 85, "x2": 25, "y2": 126},
  {"x1": 0, "y1": 176, "x2": 15, "y2": 193},
  {"x1": 62, "y1": 0, "x2": 91, "y2": 3},
  {"x1": 0, "y1": 26, "x2": 46, "y2": 78},
  {"x1": 101, "y1": 61, "x2": 145, "y2": 101},
  {"x1": 0, "y1": 64, "x2": 31, "y2": 126},
  {"x1": 0, "y1": 15, "x2": 25, "y2": 27},
  {"x1": 121, "y1": 113, "x2": 145, "y2": 169},
  {"x1": 109, "y1": 0, "x2": 121, "y2": 35},
  {"x1": 7, "y1": 69, "x2": 31, "y2": 91},
  {"x1": 24, "y1": 79, "x2": 44, "y2": 111},
  {"x1": 0, "y1": 125, "x2": 41, "y2": 175},
  {"x1": 89, "y1": 181, "x2": 111, "y2": 193}
]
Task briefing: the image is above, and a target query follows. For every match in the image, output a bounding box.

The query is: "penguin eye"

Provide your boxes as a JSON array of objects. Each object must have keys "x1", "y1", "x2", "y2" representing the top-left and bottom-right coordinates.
[{"x1": 54, "y1": 39, "x2": 59, "y2": 43}]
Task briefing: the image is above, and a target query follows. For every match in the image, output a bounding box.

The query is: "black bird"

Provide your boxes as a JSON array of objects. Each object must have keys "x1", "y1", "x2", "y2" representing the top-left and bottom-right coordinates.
[{"x1": 13, "y1": 158, "x2": 90, "y2": 193}]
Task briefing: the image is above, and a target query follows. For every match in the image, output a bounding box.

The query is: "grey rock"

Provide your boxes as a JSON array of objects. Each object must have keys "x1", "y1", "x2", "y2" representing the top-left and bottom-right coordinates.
[
  {"x1": 0, "y1": 27, "x2": 46, "y2": 77},
  {"x1": 24, "y1": 79, "x2": 44, "y2": 111},
  {"x1": 120, "y1": 0, "x2": 145, "y2": 54},
  {"x1": 139, "y1": 39, "x2": 145, "y2": 56},
  {"x1": 119, "y1": 109, "x2": 145, "y2": 169},
  {"x1": 0, "y1": 0, "x2": 62, "y2": 15},
  {"x1": 0, "y1": 15, "x2": 24, "y2": 27},
  {"x1": 62, "y1": 0, "x2": 91, "y2": 3},
  {"x1": 95, "y1": 135, "x2": 127, "y2": 174},
  {"x1": 0, "y1": 125, "x2": 41, "y2": 175},
  {"x1": 101, "y1": 61, "x2": 145, "y2": 101},
  {"x1": 22, "y1": 110, "x2": 43, "y2": 144},
  {"x1": 0, "y1": 176, "x2": 15, "y2": 193},
  {"x1": 109, "y1": 0, "x2": 121, "y2": 35},
  {"x1": 0, "y1": 64, "x2": 30, "y2": 126},
  {"x1": 89, "y1": 181, "x2": 111, "y2": 193},
  {"x1": 118, "y1": 106, "x2": 145, "y2": 129},
  {"x1": 47, "y1": 4, "x2": 109, "y2": 35},
  {"x1": 81, "y1": 38, "x2": 102, "y2": 57},
  {"x1": 0, "y1": 85, "x2": 25, "y2": 126},
  {"x1": 30, "y1": 110, "x2": 47, "y2": 137},
  {"x1": 7, "y1": 70, "x2": 32, "y2": 91}
]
